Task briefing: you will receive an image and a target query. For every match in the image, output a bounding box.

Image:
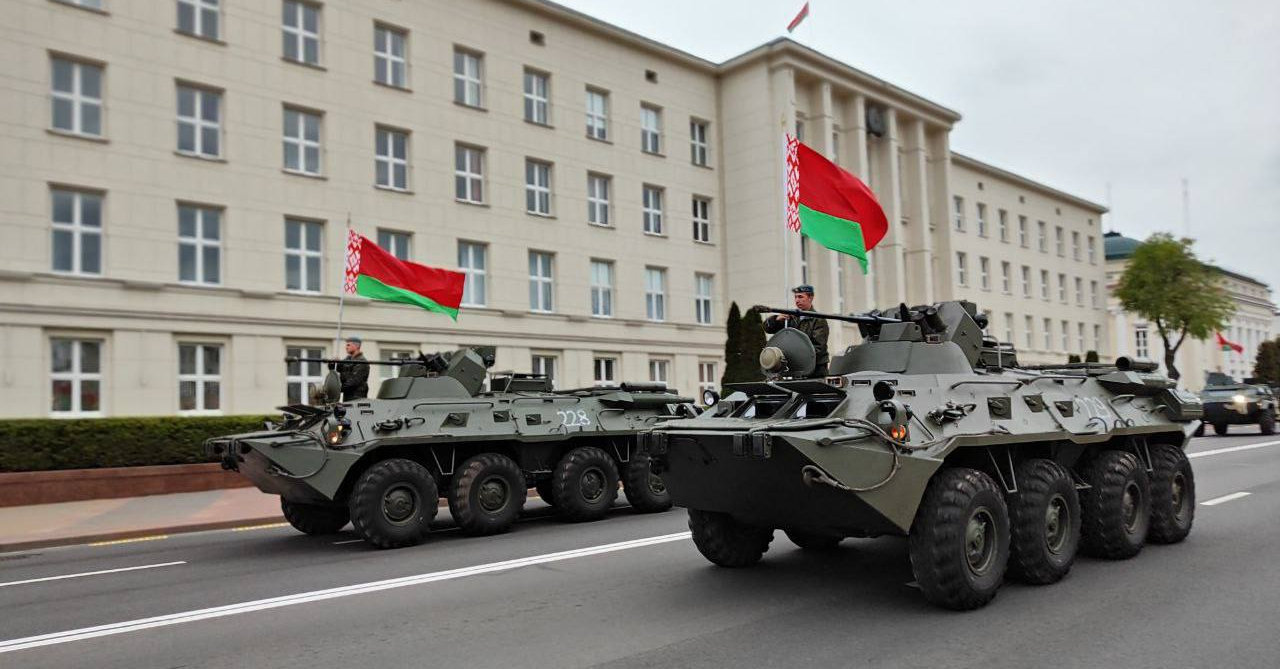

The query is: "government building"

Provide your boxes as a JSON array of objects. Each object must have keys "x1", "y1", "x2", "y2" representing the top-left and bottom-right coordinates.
[{"x1": 0, "y1": 0, "x2": 1109, "y2": 418}]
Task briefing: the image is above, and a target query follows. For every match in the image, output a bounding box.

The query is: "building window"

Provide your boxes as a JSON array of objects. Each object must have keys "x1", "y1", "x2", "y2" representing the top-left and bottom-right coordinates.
[
  {"x1": 1037, "y1": 221, "x2": 1047, "y2": 252},
  {"x1": 590, "y1": 259, "x2": 614, "y2": 318},
  {"x1": 1040, "y1": 270, "x2": 1050, "y2": 300},
  {"x1": 1058, "y1": 273, "x2": 1067, "y2": 302},
  {"x1": 1055, "y1": 226, "x2": 1065, "y2": 256},
  {"x1": 377, "y1": 229, "x2": 410, "y2": 260},
  {"x1": 998, "y1": 209, "x2": 1008, "y2": 242},
  {"x1": 1093, "y1": 324, "x2": 1102, "y2": 351},
  {"x1": 1072, "y1": 231, "x2": 1081, "y2": 261},
  {"x1": 457, "y1": 241, "x2": 487, "y2": 307},
  {"x1": 640, "y1": 104, "x2": 662, "y2": 154},
  {"x1": 1043, "y1": 318, "x2": 1053, "y2": 350},
  {"x1": 1134, "y1": 327, "x2": 1149, "y2": 358},
  {"x1": 593, "y1": 357, "x2": 616, "y2": 386},
  {"x1": 1018, "y1": 215, "x2": 1028, "y2": 247},
  {"x1": 177, "y1": 0, "x2": 219, "y2": 40},
  {"x1": 283, "y1": 107, "x2": 322, "y2": 175},
  {"x1": 953, "y1": 196, "x2": 965, "y2": 231},
  {"x1": 695, "y1": 273, "x2": 713, "y2": 325},
  {"x1": 642, "y1": 185, "x2": 664, "y2": 235},
  {"x1": 587, "y1": 173, "x2": 610, "y2": 226},
  {"x1": 375, "y1": 126, "x2": 408, "y2": 190},
  {"x1": 976, "y1": 203, "x2": 988, "y2": 237},
  {"x1": 1088, "y1": 235, "x2": 1097, "y2": 264},
  {"x1": 649, "y1": 359, "x2": 669, "y2": 385},
  {"x1": 178, "y1": 343, "x2": 221, "y2": 413},
  {"x1": 979, "y1": 257, "x2": 990, "y2": 290},
  {"x1": 453, "y1": 48, "x2": 483, "y2": 107},
  {"x1": 1091, "y1": 280, "x2": 1100, "y2": 308},
  {"x1": 1003, "y1": 312, "x2": 1014, "y2": 343},
  {"x1": 832, "y1": 129, "x2": 841, "y2": 164},
  {"x1": 585, "y1": 87, "x2": 609, "y2": 140},
  {"x1": 284, "y1": 218, "x2": 322, "y2": 293},
  {"x1": 528, "y1": 251, "x2": 554, "y2": 313},
  {"x1": 531, "y1": 354, "x2": 556, "y2": 388},
  {"x1": 455, "y1": 144, "x2": 484, "y2": 203},
  {"x1": 1077, "y1": 323, "x2": 1086, "y2": 352},
  {"x1": 285, "y1": 346, "x2": 325, "y2": 405},
  {"x1": 800, "y1": 237, "x2": 809, "y2": 284},
  {"x1": 1024, "y1": 316, "x2": 1034, "y2": 349},
  {"x1": 692, "y1": 196, "x2": 711, "y2": 243},
  {"x1": 372, "y1": 25, "x2": 408, "y2": 88},
  {"x1": 698, "y1": 362, "x2": 717, "y2": 402},
  {"x1": 50, "y1": 57, "x2": 103, "y2": 137},
  {"x1": 795, "y1": 119, "x2": 805, "y2": 142},
  {"x1": 282, "y1": 0, "x2": 321, "y2": 65},
  {"x1": 1061, "y1": 320, "x2": 1070, "y2": 351},
  {"x1": 525, "y1": 159, "x2": 552, "y2": 215},
  {"x1": 178, "y1": 203, "x2": 220, "y2": 285},
  {"x1": 54, "y1": 0, "x2": 104, "y2": 9},
  {"x1": 1000, "y1": 261, "x2": 1011, "y2": 294},
  {"x1": 176, "y1": 84, "x2": 220, "y2": 158},
  {"x1": 50, "y1": 188, "x2": 102, "y2": 276},
  {"x1": 1075, "y1": 277, "x2": 1084, "y2": 305},
  {"x1": 1021, "y1": 265, "x2": 1031, "y2": 297},
  {"x1": 523, "y1": 69, "x2": 549, "y2": 125},
  {"x1": 690, "y1": 119, "x2": 709, "y2": 166},
  {"x1": 956, "y1": 252, "x2": 967, "y2": 285},
  {"x1": 51, "y1": 338, "x2": 102, "y2": 415},
  {"x1": 645, "y1": 267, "x2": 667, "y2": 322}
]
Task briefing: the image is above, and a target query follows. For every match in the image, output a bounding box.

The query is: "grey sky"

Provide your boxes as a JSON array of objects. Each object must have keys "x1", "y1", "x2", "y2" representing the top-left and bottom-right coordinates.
[{"x1": 556, "y1": 0, "x2": 1280, "y2": 294}]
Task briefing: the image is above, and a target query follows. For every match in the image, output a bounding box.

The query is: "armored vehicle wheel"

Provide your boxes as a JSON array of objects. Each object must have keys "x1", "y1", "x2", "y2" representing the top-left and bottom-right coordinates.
[
  {"x1": 1006, "y1": 459, "x2": 1080, "y2": 585},
  {"x1": 622, "y1": 452, "x2": 672, "y2": 513},
  {"x1": 1212, "y1": 423, "x2": 1229, "y2": 436},
  {"x1": 688, "y1": 509, "x2": 774, "y2": 567},
  {"x1": 1260, "y1": 411, "x2": 1276, "y2": 435},
  {"x1": 1147, "y1": 444, "x2": 1195, "y2": 544},
  {"x1": 1192, "y1": 422, "x2": 1205, "y2": 438},
  {"x1": 449, "y1": 453, "x2": 527, "y2": 536},
  {"x1": 784, "y1": 529, "x2": 842, "y2": 551},
  {"x1": 280, "y1": 498, "x2": 350, "y2": 535},
  {"x1": 535, "y1": 478, "x2": 557, "y2": 507},
  {"x1": 552, "y1": 446, "x2": 620, "y2": 522},
  {"x1": 348, "y1": 458, "x2": 438, "y2": 549},
  {"x1": 1079, "y1": 450, "x2": 1150, "y2": 559},
  {"x1": 908, "y1": 468, "x2": 1010, "y2": 611}
]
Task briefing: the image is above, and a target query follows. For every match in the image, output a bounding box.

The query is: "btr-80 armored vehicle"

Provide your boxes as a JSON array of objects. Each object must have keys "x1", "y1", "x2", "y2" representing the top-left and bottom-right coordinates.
[
  {"x1": 206, "y1": 347, "x2": 694, "y2": 548},
  {"x1": 643, "y1": 301, "x2": 1202, "y2": 610}
]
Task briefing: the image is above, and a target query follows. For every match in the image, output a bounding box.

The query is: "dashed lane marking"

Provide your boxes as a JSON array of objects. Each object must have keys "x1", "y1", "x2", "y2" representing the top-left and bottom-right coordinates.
[
  {"x1": 0, "y1": 562, "x2": 187, "y2": 589},
  {"x1": 88, "y1": 536, "x2": 169, "y2": 547},
  {"x1": 1200, "y1": 491, "x2": 1252, "y2": 506},
  {"x1": 331, "y1": 539, "x2": 363, "y2": 545},
  {"x1": 231, "y1": 523, "x2": 290, "y2": 532},
  {"x1": 0, "y1": 531, "x2": 692, "y2": 654},
  {"x1": 1188, "y1": 440, "x2": 1280, "y2": 459}
]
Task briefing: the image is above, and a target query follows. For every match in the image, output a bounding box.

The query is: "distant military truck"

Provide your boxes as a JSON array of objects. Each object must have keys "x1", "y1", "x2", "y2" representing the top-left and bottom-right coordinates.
[
  {"x1": 206, "y1": 347, "x2": 695, "y2": 548},
  {"x1": 1197, "y1": 373, "x2": 1276, "y2": 436}
]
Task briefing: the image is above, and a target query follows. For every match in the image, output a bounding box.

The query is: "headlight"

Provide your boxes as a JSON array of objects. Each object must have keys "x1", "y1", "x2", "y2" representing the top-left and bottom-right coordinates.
[
  {"x1": 1232, "y1": 394, "x2": 1248, "y2": 404},
  {"x1": 326, "y1": 420, "x2": 351, "y2": 445},
  {"x1": 702, "y1": 389, "x2": 721, "y2": 407}
]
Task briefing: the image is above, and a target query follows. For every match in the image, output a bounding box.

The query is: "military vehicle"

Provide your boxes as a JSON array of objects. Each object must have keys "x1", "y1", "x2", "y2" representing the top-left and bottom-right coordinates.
[
  {"x1": 205, "y1": 347, "x2": 695, "y2": 549},
  {"x1": 643, "y1": 301, "x2": 1202, "y2": 610},
  {"x1": 1195, "y1": 373, "x2": 1276, "y2": 436}
]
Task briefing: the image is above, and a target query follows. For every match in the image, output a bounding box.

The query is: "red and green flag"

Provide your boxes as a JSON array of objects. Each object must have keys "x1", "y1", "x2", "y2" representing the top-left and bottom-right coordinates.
[
  {"x1": 1216, "y1": 331, "x2": 1243, "y2": 353},
  {"x1": 785, "y1": 134, "x2": 888, "y2": 273},
  {"x1": 344, "y1": 230, "x2": 465, "y2": 320}
]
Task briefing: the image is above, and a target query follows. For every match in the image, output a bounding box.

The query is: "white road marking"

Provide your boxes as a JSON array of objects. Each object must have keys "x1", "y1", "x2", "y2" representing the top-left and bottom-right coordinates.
[
  {"x1": 0, "y1": 562, "x2": 187, "y2": 589},
  {"x1": 1200, "y1": 491, "x2": 1252, "y2": 506},
  {"x1": 1188, "y1": 440, "x2": 1280, "y2": 459},
  {"x1": 331, "y1": 539, "x2": 363, "y2": 545},
  {"x1": 0, "y1": 531, "x2": 692, "y2": 654}
]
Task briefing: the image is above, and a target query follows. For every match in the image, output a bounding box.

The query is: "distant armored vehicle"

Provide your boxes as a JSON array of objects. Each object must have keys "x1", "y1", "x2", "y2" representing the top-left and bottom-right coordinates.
[
  {"x1": 1196, "y1": 373, "x2": 1275, "y2": 436},
  {"x1": 644, "y1": 301, "x2": 1202, "y2": 610},
  {"x1": 206, "y1": 348, "x2": 694, "y2": 548}
]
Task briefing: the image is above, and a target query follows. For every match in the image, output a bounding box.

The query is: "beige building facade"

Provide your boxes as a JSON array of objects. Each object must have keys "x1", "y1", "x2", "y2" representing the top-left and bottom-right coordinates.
[{"x1": 0, "y1": 0, "x2": 1109, "y2": 419}]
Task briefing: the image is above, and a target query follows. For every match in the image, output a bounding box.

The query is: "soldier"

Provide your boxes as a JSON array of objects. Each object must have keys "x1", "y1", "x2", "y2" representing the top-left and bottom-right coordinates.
[
  {"x1": 337, "y1": 336, "x2": 370, "y2": 401},
  {"x1": 763, "y1": 284, "x2": 830, "y2": 377}
]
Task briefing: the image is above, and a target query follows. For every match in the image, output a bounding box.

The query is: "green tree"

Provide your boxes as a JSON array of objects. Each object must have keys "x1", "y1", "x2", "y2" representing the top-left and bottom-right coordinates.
[
  {"x1": 1255, "y1": 339, "x2": 1280, "y2": 386},
  {"x1": 738, "y1": 306, "x2": 769, "y2": 383},
  {"x1": 1067, "y1": 354, "x2": 1081, "y2": 364},
  {"x1": 1115, "y1": 233, "x2": 1234, "y2": 381},
  {"x1": 719, "y1": 302, "x2": 743, "y2": 388},
  {"x1": 1084, "y1": 350, "x2": 1100, "y2": 363}
]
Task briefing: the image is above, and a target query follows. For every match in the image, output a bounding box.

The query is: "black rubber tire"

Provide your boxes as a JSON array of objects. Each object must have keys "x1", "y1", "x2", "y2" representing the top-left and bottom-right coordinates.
[
  {"x1": 280, "y1": 498, "x2": 350, "y2": 535},
  {"x1": 1005, "y1": 459, "x2": 1080, "y2": 585},
  {"x1": 1078, "y1": 450, "x2": 1150, "y2": 559},
  {"x1": 552, "y1": 446, "x2": 619, "y2": 522},
  {"x1": 1212, "y1": 423, "x2": 1229, "y2": 436},
  {"x1": 348, "y1": 458, "x2": 438, "y2": 549},
  {"x1": 622, "y1": 452, "x2": 673, "y2": 513},
  {"x1": 1147, "y1": 444, "x2": 1195, "y2": 544},
  {"x1": 688, "y1": 509, "x2": 774, "y2": 567},
  {"x1": 784, "y1": 529, "x2": 843, "y2": 551},
  {"x1": 908, "y1": 468, "x2": 1010, "y2": 611},
  {"x1": 448, "y1": 453, "x2": 527, "y2": 536},
  {"x1": 534, "y1": 478, "x2": 557, "y2": 507},
  {"x1": 1260, "y1": 411, "x2": 1276, "y2": 435},
  {"x1": 1192, "y1": 422, "x2": 1205, "y2": 438}
]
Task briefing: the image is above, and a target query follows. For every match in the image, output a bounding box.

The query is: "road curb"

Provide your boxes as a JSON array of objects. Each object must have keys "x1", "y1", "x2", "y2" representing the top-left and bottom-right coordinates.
[{"x1": 0, "y1": 515, "x2": 285, "y2": 554}]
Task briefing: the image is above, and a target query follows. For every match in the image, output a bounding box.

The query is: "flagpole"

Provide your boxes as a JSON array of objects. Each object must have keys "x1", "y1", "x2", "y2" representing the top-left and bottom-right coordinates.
[
  {"x1": 781, "y1": 117, "x2": 792, "y2": 304},
  {"x1": 335, "y1": 213, "x2": 351, "y2": 356}
]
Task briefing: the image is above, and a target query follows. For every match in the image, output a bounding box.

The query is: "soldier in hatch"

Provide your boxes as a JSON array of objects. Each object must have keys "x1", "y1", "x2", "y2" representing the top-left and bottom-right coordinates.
[
  {"x1": 763, "y1": 284, "x2": 830, "y2": 378},
  {"x1": 337, "y1": 336, "x2": 370, "y2": 401}
]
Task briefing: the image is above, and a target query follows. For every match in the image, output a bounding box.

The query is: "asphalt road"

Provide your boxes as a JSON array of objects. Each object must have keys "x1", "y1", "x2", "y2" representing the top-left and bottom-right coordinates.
[{"x1": 3, "y1": 433, "x2": 1279, "y2": 669}]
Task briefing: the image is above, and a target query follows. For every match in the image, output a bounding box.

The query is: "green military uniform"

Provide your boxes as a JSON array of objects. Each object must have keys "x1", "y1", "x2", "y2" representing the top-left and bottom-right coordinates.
[
  {"x1": 763, "y1": 285, "x2": 830, "y2": 378},
  {"x1": 338, "y1": 351, "x2": 369, "y2": 401}
]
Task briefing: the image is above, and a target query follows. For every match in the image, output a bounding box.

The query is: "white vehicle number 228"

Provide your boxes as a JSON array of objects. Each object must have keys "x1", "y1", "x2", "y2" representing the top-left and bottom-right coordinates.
[{"x1": 557, "y1": 410, "x2": 592, "y2": 427}]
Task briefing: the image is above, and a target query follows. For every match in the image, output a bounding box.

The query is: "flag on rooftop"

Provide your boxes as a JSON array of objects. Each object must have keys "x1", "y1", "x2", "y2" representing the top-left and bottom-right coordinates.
[
  {"x1": 344, "y1": 230, "x2": 465, "y2": 320},
  {"x1": 787, "y1": 2, "x2": 810, "y2": 32}
]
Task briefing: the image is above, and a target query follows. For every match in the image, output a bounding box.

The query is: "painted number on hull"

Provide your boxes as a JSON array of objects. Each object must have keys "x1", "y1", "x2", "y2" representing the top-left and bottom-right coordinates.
[
  {"x1": 557, "y1": 410, "x2": 592, "y2": 427},
  {"x1": 1077, "y1": 397, "x2": 1115, "y2": 421}
]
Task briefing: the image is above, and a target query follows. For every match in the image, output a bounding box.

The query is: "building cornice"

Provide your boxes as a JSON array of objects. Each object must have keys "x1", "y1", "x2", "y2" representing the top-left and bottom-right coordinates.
[{"x1": 950, "y1": 152, "x2": 1108, "y2": 214}]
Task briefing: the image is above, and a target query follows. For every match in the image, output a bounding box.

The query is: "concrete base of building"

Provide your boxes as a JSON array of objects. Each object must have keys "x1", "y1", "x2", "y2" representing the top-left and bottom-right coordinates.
[{"x1": 0, "y1": 463, "x2": 252, "y2": 507}]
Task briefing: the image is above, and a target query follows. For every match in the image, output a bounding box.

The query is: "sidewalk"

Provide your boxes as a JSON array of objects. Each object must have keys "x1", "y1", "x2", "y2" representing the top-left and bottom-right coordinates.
[{"x1": 0, "y1": 487, "x2": 283, "y2": 553}]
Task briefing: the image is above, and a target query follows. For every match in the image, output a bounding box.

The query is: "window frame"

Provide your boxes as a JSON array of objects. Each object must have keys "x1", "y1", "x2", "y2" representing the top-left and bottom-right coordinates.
[
  {"x1": 284, "y1": 217, "x2": 323, "y2": 294},
  {"x1": 976, "y1": 203, "x2": 987, "y2": 237},
  {"x1": 177, "y1": 0, "x2": 220, "y2": 41},
  {"x1": 285, "y1": 345, "x2": 326, "y2": 405},
  {"x1": 698, "y1": 361, "x2": 717, "y2": 404},
  {"x1": 979, "y1": 256, "x2": 990, "y2": 290},
  {"x1": 585, "y1": 87, "x2": 609, "y2": 140},
  {"x1": 49, "y1": 337, "x2": 103, "y2": 417},
  {"x1": 50, "y1": 56, "x2": 104, "y2": 138},
  {"x1": 953, "y1": 196, "x2": 965, "y2": 231},
  {"x1": 589, "y1": 259, "x2": 614, "y2": 318},
  {"x1": 50, "y1": 187, "x2": 104, "y2": 276},
  {"x1": 177, "y1": 342, "x2": 222, "y2": 414},
  {"x1": 282, "y1": 0, "x2": 321, "y2": 66},
  {"x1": 640, "y1": 103, "x2": 662, "y2": 154},
  {"x1": 178, "y1": 202, "x2": 222, "y2": 285},
  {"x1": 648, "y1": 359, "x2": 670, "y2": 385},
  {"x1": 454, "y1": 144, "x2": 485, "y2": 204},
  {"x1": 457, "y1": 241, "x2": 488, "y2": 307},
  {"x1": 593, "y1": 357, "x2": 617, "y2": 387},
  {"x1": 692, "y1": 196, "x2": 711, "y2": 243},
  {"x1": 374, "y1": 125, "x2": 409, "y2": 191},
  {"x1": 644, "y1": 266, "x2": 667, "y2": 322},
  {"x1": 453, "y1": 47, "x2": 484, "y2": 108},
  {"x1": 531, "y1": 354, "x2": 557, "y2": 389},
  {"x1": 376, "y1": 228, "x2": 411, "y2": 261},
  {"x1": 695, "y1": 273, "x2": 713, "y2": 325},
  {"x1": 586, "y1": 173, "x2": 611, "y2": 226},
  {"x1": 956, "y1": 251, "x2": 968, "y2": 286},
  {"x1": 523, "y1": 68, "x2": 550, "y2": 126},
  {"x1": 374, "y1": 24, "x2": 408, "y2": 89},
  {"x1": 175, "y1": 83, "x2": 221, "y2": 158},
  {"x1": 642, "y1": 185, "x2": 664, "y2": 235},
  {"x1": 283, "y1": 106, "x2": 322, "y2": 176},
  {"x1": 690, "y1": 118, "x2": 709, "y2": 166},
  {"x1": 525, "y1": 158, "x2": 553, "y2": 216},
  {"x1": 528, "y1": 250, "x2": 555, "y2": 313}
]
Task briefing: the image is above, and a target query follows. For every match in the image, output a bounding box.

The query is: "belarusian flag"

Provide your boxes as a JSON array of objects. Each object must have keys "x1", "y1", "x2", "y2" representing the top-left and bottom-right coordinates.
[
  {"x1": 785, "y1": 134, "x2": 888, "y2": 272},
  {"x1": 1216, "y1": 331, "x2": 1243, "y2": 353},
  {"x1": 344, "y1": 230, "x2": 465, "y2": 320}
]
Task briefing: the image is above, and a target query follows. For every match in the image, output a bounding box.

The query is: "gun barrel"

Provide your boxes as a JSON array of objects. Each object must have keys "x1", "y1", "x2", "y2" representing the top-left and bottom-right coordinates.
[
  {"x1": 752, "y1": 305, "x2": 901, "y2": 326},
  {"x1": 283, "y1": 356, "x2": 409, "y2": 366}
]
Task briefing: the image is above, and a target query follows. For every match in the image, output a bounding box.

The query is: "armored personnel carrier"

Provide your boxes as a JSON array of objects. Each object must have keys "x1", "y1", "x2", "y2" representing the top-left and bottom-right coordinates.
[
  {"x1": 1196, "y1": 372, "x2": 1276, "y2": 436},
  {"x1": 206, "y1": 347, "x2": 694, "y2": 548},
  {"x1": 644, "y1": 301, "x2": 1202, "y2": 610}
]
